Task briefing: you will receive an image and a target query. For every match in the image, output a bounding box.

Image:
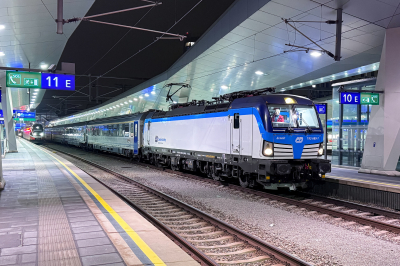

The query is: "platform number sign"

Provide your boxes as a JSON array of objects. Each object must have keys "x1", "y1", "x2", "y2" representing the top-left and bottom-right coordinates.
[
  {"x1": 340, "y1": 92, "x2": 360, "y2": 104},
  {"x1": 41, "y1": 73, "x2": 75, "y2": 91},
  {"x1": 6, "y1": 71, "x2": 75, "y2": 91}
]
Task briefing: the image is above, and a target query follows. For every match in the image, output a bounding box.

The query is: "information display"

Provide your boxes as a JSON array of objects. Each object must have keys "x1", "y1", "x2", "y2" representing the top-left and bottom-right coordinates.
[
  {"x1": 340, "y1": 92, "x2": 380, "y2": 105},
  {"x1": 0, "y1": 110, "x2": 3, "y2": 118},
  {"x1": 6, "y1": 71, "x2": 75, "y2": 91},
  {"x1": 41, "y1": 73, "x2": 75, "y2": 91},
  {"x1": 13, "y1": 110, "x2": 36, "y2": 119}
]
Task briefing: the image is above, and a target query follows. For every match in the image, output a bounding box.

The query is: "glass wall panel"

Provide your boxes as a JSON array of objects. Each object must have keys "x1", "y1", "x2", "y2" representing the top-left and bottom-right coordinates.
[{"x1": 332, "y1": 81, "x2": 375, "y2": 167}]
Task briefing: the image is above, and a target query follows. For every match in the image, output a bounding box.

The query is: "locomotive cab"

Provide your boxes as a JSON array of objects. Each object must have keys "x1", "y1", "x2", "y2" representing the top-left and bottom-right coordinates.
[{"x1": 256, "y1": 95, "x2": 330, "y2": 190}]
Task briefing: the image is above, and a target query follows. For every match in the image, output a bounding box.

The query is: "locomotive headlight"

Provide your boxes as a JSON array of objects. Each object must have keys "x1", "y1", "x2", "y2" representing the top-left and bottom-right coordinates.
[
  {"x1": 318, "y1": 143, "x2": 324, "y2": 156},
  {"x1": 263, "y1": 141, "x2": 273, "y2": 157}
]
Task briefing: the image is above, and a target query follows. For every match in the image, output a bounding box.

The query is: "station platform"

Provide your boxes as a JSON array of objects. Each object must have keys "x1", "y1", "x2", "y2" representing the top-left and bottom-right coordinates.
[
  {"x1": 327, "y1": 167, "x2": 400, "y2": 193},
  {"x1": 0, "y1": 139, "x2": 199, "y2": 266}
]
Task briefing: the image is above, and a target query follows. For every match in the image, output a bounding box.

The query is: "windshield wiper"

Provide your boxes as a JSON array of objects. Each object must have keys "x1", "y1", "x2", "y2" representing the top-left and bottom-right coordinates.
[{"x1": 301, "y1": 117, "x2": 313, "y2": 133}]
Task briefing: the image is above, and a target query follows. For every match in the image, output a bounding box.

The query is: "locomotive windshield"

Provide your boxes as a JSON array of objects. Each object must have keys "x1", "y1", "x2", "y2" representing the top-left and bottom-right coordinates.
[
  {"x1": 31, "y1": 124, "x2": 43, "y2": 132},
  {"x1": 268, "y1": 105, "x2": 319, "y2": 128}
]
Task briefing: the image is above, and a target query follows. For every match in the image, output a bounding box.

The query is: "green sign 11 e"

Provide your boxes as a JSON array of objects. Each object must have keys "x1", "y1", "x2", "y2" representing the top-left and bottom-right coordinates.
[
  {"x1": 6, "y1": 71, "x2": 41, "y2": 89},
  {"x1": 360, "y1": 93, "x2": 379, "y2": 105}
]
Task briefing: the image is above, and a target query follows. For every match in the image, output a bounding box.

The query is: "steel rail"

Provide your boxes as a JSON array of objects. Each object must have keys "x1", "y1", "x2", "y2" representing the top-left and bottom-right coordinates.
[
  {"x1": 124, "y1": 157, "x2": 400, "y2": 233},
  {"x1": 45, "y1": 142, "x2": 400, "y2": 233},
  {"x1": 43, "y1": 144, "x2": 312, "y2": 266}
]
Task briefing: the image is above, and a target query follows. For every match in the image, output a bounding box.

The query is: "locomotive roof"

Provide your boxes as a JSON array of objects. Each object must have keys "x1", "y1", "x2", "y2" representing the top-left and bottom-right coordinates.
[{"x1": 47, "y1": 94, "x2": 314, "y2": 127}]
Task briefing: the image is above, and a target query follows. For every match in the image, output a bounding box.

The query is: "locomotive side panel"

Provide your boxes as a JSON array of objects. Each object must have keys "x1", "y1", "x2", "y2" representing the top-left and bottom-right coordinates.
[{"x1": 145, "y1": 114, "x2": 229, "y2": 154}]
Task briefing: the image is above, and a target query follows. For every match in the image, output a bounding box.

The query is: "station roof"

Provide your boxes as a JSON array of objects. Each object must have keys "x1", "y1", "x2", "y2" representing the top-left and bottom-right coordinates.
[{"x1": 6, "y1": 0, "x2": 400, "y2": 125}]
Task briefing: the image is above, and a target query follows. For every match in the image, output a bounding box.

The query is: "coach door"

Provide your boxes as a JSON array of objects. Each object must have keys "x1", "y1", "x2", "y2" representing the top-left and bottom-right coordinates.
[
  {"x1": 133, "y1": 121, "x2": 139, "y2": 154},
  {"x1": 231, "y1": 113, "x2": 240, "y2": 154},
  {"x1": 146, "y1": 121, "x2": 151, "y2": 145}
]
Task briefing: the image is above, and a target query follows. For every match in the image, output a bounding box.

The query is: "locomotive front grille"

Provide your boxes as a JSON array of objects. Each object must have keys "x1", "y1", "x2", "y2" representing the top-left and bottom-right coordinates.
[
  {"x1": 301, "y1": 143, "x2": 320, "y2": 159},
  {"x1": 273, "y1": 143, "x2": 293, "y2": 159}
]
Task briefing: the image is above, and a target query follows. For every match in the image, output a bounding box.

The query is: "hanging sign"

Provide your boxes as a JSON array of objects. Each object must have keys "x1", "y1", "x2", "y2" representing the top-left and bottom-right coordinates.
[
  {"x1": 6, "y1": 71, "x2": 75, "y2": 91},
  {"x1": 6, "y1": 71, "x2": 41, "y2": 88},
  {"x1": 339, "y1": 92, "x2": 360, "y2": 104},
  {"x1": 41, "y1": 73, "x2": 75, "y2": 91},
  {"x1": 360, "y1": 93, "x2": 379, "y2": 105},
  {"x1": 340, "y1": 92, "x2": 380, "y2": 105},
  {"x1": 13, "y1": 110, "x2": 36, "y2": 119}
]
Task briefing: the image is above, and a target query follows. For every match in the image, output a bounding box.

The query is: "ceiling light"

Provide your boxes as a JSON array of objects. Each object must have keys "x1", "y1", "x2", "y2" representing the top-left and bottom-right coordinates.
[
  {"x1": 33, "y1": 93, "x2": 37, "y2": 95},
  {"x1": 0, "y1": 52, "x2": 5, "y2": 56},
  {"x1": 173, "y1": 101, "x2": 177, "y2": 104},
  {"x1": 129, "y1": 100, "x2": 133, "y2": 103},
  {"x1": 145, "y1": 93, "x2": 149, "y2": 97},
  {"x1": 139, "y1": 96, "x2": 143, "y2": 99},
  {"x1": 255, "y1": 71, "x2": 264, "y2": 75},
  {"x1": 134, "y1": 98, "x2": 138, "y2": 101},
  {"x1": 124, "y1": 101, "x2": 128, "y2": 104},
  {"x1": 312, "y1": 85, "x2": 316, "y2": 88},
  {"x1": 290, "y1": 86, "x2": 293, "y2": 88},
  {"x1": 151, "y1": 91, "x2": 156, "y2": 95},
  {"x1": 310, "y1": 51, "x2": 322, "y2": 57},
  {"x1": 34, "y1": 89, "x2": 40, "y2": 91},
  {"x1": 40, "y1": 64, "x2": 48, "y2": 70},
  {"x1": 0, "y1": 25, "x2": 5, "y2": 30},
  {"x1": 221, "y1": 85, "x2": 228, "y2": 90},
  {"x1": 120, "y1": 103, "x2": 124, "y2": 105}
]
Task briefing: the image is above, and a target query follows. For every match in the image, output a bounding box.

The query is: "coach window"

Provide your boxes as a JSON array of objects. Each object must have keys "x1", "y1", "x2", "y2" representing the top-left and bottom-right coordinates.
[
  {"x1": 124, "y1": 123, "x2": 129, "y2": 137},
  {"x1": 118, "y1": 124, "x2": 122, "y2": 136},
  {"x1": 234, "y1": 113, "x2": 240, "y2": 128},
  {"x1": 113, "y1": 124, "x2": 118, "y2": 137}
]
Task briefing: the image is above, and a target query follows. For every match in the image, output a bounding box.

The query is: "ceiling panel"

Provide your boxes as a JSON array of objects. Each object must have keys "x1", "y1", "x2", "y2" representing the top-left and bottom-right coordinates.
[
  {"x1": 52, "y1": 0, "x2": 396, "y2": 125},
  {"x1": 0, "y1": 0, "x2": 95, "y2": 111}
]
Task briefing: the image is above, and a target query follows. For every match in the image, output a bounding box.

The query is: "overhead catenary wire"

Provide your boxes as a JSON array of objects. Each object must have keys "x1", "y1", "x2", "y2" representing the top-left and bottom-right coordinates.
[{"x1": 54, "y1": 1, "x2": 389, "y2": 119}]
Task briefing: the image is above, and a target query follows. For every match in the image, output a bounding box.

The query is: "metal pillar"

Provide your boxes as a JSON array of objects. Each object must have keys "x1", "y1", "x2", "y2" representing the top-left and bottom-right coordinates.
[
  {"x1": 96, "y1": 79, "x2": 99, "y2": 104},
  {"x1": 88, "y1": 74, "x2": 92, "y2": 102},
  {"x1": 334, "y1": 8, "x2": 342, "y2": 61},
  {"x1": 57, "y1": 0, "x2": 63, "y2": 34}
]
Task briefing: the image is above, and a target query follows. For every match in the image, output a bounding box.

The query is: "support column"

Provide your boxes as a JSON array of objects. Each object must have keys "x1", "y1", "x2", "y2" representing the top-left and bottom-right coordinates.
[
  {"x1": 1, "y1": 83, "x2": 17, "y2": 153},
  {"x1": 360, "y1": 27, "x2": 400, "y2": 175}
]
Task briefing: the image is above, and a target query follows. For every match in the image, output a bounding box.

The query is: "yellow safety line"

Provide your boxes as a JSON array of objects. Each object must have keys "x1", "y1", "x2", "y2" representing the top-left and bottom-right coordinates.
[
  {"x1": 327, "y1": 175, "x2": 400, "y2": 188},
  {"x1": 36, "y1": 144, "x2": 166, "y2": 266}
]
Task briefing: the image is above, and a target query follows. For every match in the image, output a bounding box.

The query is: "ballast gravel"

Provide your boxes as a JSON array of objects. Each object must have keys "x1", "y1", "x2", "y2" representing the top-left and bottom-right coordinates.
[{"x1": 48, "y1": 144, "x2": 400, "y2": 266}]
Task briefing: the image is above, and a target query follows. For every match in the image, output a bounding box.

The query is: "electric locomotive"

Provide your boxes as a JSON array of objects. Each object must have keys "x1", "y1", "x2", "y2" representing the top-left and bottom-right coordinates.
[{"x1": 45, "y1": 88, "x2": 330, "y2": 190}]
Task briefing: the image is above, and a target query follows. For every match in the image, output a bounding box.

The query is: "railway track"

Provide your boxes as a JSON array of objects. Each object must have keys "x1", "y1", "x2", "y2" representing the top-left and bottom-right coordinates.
[
  {"x1": 42, "y1": 142, "x2": 400, "y2": 237},
  {"x1": 39, "y1": 143, "x2": 312, "y2": 266}
]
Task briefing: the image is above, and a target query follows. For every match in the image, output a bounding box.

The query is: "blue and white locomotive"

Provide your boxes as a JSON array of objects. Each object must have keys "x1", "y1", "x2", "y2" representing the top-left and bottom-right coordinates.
[{"x1": 45, "y1": 88, "x2": 330, "y2": 190}]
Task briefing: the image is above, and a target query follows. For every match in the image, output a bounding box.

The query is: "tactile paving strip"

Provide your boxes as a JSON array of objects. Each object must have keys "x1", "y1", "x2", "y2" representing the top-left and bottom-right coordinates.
[{"x1": 27, "y1": 146, "x2": 82, "y2": 266}]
